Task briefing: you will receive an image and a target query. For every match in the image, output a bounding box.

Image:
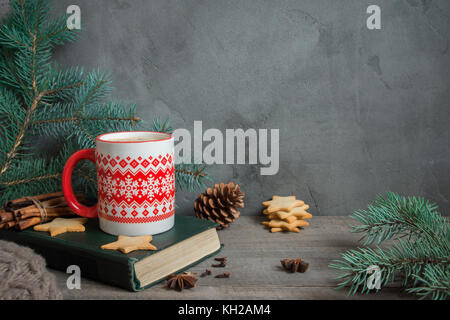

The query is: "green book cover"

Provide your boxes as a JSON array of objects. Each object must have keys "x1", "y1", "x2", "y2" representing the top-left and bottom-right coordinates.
[{"x1": 0, "y1": 214, "x2": 222, "y2": 291}]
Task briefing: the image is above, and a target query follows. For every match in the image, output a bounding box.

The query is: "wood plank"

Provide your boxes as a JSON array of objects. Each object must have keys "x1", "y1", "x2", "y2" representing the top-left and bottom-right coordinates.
[
  {"x1": 50, "y1": 216, "x2": 413, "y2": 300},
  {"x1": 53, "y1": 271, "x2": 410, "y2": 300}
]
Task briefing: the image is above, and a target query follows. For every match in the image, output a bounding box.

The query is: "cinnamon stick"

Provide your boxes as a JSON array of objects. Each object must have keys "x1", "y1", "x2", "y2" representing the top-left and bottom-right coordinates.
[
  {"x1": 16, "y1": 199, "x2": 67, "y2": 212},
  {"x1": 4, "y1": 221, "x2": 16, "y2": 229},
  {"x1": 18, "y1": 206, "x2": 72, "y2": 215},
  {"x1": 16, "y1": 217, "x2": 43, "y2": 231},
  {"x1": 6, "y1": 193, "x2": 83, "y2": 210},
  {"x1": 7, "y1": 191, "x2": 64, "y2": 205},
  {"x1": 38, "y1": 196, "x2": 68, "y2": 207},
  {"x1": 0, "y1": 210, "x2": 14, "y2": 223},
  {"x1": 5, "y1": 192, "x2": 66, "y2": 210},
  {"x1": 12, "y1": 196, "x2": 73, "y2": 216},
  {"x1": 0, "y1": 192, "x2": 86, "y2": 231},
  {"x1": 17, "y1": 208, "x2": 75, "y2": 220}
]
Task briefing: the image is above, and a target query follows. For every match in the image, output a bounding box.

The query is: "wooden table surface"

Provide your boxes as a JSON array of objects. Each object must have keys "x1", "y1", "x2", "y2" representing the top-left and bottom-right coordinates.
[{"x1": 51, "y1": 216, "x2": 411, "y2": 300}]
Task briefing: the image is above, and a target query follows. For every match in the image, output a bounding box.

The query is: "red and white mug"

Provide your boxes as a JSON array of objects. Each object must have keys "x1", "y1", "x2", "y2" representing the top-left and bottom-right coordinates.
[{"x1": 62, "y1": 131, "x2": 175, "y2": 236}]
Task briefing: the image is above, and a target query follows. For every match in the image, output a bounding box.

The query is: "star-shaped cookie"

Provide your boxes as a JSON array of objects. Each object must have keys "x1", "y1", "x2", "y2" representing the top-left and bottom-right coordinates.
[
  {"x1": 101, "y1": 235, "x2": 157, "y2": 254},
  {"x1": 33, "y1": 218, "x2": 88, "y2": 237},
  {"x1": 262, "y1": 219, "x2": 310, "y2": 233},
  {"x1": 262, "y1": 196, "x2": 304, "y2": 214},
  {"x1": 264, "y1": 205, "x2": 312, "y2": 220}
]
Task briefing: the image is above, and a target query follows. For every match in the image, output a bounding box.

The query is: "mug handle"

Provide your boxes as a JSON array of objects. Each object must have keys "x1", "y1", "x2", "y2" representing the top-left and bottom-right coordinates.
[{"x1": 62, "y1": 149, "x2": 98, "y2": 218}]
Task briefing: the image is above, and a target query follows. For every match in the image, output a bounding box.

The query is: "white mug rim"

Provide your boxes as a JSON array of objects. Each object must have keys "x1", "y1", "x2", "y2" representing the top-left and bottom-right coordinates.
[{"x1": 96, "y1": 131, "x2": 173, "y2": 144}]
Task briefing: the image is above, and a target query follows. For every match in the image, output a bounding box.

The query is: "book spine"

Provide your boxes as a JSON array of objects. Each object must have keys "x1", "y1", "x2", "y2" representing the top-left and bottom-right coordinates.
[{"x1": 0, "y1": 232, "x2": 136, "y2": 291}]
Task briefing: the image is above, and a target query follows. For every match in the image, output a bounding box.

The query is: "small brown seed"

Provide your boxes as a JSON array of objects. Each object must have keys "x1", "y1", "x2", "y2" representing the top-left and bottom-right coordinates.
[
  {"x1": 212, "y1": 261, "x2": 226, "y2": 268},
  {"x1": 200, "y1": 269, "x2": 212, "y2": 277},
  {"x1": 214, "y1": 257, "x2": 227, "y2": 262},
  {"x1": 215, "y1": 272, "x2": 230, "y2": 279}
]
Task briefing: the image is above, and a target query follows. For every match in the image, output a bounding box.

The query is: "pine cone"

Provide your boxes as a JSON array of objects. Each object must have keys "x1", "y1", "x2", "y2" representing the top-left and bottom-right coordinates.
[
  {"x1": 165, "y1": 272, "x2": 197, "y2": 291},
  {"x1": 194, "y1": 182, "x2": 245, "y2": 229}
]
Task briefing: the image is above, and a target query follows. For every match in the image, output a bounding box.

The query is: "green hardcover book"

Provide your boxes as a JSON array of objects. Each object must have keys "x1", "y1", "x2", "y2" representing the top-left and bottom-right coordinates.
[{"x1": 0, "y1": 215, "x2": 222, "y2": 291}]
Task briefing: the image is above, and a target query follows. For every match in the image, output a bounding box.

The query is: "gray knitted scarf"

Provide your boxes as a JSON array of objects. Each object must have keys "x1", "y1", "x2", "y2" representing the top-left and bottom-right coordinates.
[{"x1": 0, "y1": 240, "x2": 62, "y2": 300}]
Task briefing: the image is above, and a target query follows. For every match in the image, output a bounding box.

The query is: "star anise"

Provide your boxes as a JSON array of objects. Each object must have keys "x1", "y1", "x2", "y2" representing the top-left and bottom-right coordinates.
[
  {"x1": 280, "y1": 258, "x2": 309, "y2": 273},
  {"x1": 165, "y1": 272, "x2": 198, "y2": 291}
]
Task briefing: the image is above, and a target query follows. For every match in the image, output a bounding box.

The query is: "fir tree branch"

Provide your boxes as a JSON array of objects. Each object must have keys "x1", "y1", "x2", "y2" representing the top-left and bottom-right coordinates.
[
  {"x1": 0, "y1": 79, "x2": 83, "y2": 179},
  {"x1": 19, "y1": 0, "x2": 33, "y2": 36},
  {"x1": 351, "y1": 193, "x2": 448, "y2": 250},
  {"x1": 330, "y1": 243, "x2": 449, "y2": 296},
  {"x1": 3, "y1": 49, "x2": 32, "y2": 98},
  {"x1": 74, "y1": 119, "x2": 96, "y2": 143},
  {"x1": 3, "y1": 29, "x2": 28, "y2": 48},
  {"x1": 408, "y1": 265, "x2": 450, "y2": 300},
  {"x1": 32, "y1": 116, "x2": 141, "y2": 125},
  {"x1": 0, "y1": 149, "x2": 65, "y2": 204},
  {"x1": 0, "y1": 1, "x2": 50, "y2": 178},
  {"x1": 151, "y1": 118, "x2": 173, "y2": 134},
  {"x1": 330, "y1": 193, "x2": 450, "y2": 300},
  {"x1": 74, "y1": 78, "x2": 106, "y2": 116},
  {"x1": 176, "y1": 168, "x2": 207, "y2": 179},
  {"x1": 75, "y1": 171, "x2": 96, "y2": 184},
  {"x1": 38, "y1": 27, "x2": 72, "y2": 43},
  {"x1": 31, "y1": 0, "x2": 40, "y2": 93},
  {"x1": 175, "y1": 164, "x2": 211, "y2": 192},
  {"x1": 0, "y1": 91, "x2": 45, "y2": 176},
  {"x1": 1, "y1": 173, "x2": 61, "y2": 186},
  {"x1": 45, "y1": 81, "x2": 83, "y2": 96},
  {"x1": 0, "y1": 80, "x2": 81, "y2": 177}
]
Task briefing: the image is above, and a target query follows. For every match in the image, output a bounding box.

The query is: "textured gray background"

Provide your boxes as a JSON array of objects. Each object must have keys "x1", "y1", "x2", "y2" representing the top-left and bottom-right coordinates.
[{"x1": 2, "y1": 0, "x2": 450, "y2": 216}]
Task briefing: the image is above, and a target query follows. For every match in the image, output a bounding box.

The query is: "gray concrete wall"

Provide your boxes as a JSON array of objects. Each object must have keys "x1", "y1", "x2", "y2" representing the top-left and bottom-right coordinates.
[{"x1": 3, "y1": 0, "x2": 450, "y2": 216}]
